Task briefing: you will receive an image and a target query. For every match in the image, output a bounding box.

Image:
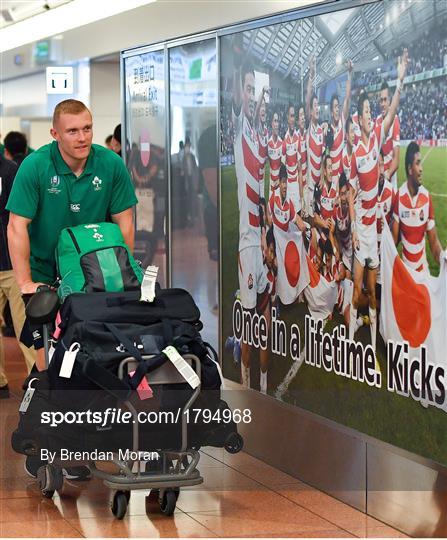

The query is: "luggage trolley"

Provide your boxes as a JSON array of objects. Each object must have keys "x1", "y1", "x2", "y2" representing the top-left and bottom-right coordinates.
[{"x1": 26, "y1": 288, "x2": 209, "y2": 519}]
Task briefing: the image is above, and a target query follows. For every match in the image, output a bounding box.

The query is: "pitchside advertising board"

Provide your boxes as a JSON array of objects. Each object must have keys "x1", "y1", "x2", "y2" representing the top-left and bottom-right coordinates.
[{"x1": 220, "y1": 0, "x2": 447, "y2": 464}]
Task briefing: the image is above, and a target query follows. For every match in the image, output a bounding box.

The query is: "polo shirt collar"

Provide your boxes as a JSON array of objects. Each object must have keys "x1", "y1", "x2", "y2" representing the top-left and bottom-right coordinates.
[{"x1": 50, "y1": 141, "x2": 95, "y2": 176}]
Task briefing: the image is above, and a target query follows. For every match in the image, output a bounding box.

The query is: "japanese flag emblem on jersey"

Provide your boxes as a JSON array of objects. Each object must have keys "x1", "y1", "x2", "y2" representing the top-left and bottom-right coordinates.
[
  {"x1": 379, "y1": 220, "x2": 447, "y2": 387},
  {"x1": 274, "y1": 226, "x2": 310, "y2": 305}
]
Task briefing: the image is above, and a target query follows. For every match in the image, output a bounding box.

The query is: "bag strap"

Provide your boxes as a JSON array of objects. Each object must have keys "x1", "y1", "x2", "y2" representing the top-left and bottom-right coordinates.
[
  {"x1": 103, "y1": 322, "x2": 172, "y2": 390},
  {"x1": 83, "y1": 352, "x2": 132, "y2": 400},
  {"x1": 173, "y1": 322, "x2": 208, "y2": 358},
  {"x1": 106, "y1": 295, "x2": 166, "y2": 309},
  {"x1": 204, "y1": 341, "x2": 219, "y2": 363}
]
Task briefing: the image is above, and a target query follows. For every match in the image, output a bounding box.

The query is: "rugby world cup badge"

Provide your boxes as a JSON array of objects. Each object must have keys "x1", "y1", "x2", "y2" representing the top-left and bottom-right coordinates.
[{"x1": 48, "y1": 175, "x2": 61, "y2": 194}]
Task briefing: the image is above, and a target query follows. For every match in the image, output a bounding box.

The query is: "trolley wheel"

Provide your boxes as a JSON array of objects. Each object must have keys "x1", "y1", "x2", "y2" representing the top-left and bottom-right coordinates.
[
  {"x1": 37, "y1": 465, "x2": 63, "y2": 499},
  {"x1": 111, "y1": 490, "x2": 128, "y2": 519},
  {"x1": 224, "y1": 432, "x2": 244, "y2": 454},
  {"x1": 159, "y1": 489, "x2": 177, "y2": 516}
]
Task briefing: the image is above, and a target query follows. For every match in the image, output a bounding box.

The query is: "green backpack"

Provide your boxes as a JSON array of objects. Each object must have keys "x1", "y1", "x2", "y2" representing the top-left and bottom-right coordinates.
[{"x1": 56, "y1": 222, "x2": 143, "y2": 300}]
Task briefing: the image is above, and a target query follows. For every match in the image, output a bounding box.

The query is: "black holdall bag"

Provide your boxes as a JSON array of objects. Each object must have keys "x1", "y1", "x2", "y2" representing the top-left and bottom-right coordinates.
[
  {"x1": 57, "y1": 288, "x2": 202, "y2": 334},
  {"x1": 48, "y1": 318, "x2": 221, "y2": 398}
]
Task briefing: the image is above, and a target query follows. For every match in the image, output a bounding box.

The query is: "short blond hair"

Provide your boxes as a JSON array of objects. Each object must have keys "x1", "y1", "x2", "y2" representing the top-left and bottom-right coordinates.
[{"x1": 52, "y1": 99, "x2": 91, "y2": 126}]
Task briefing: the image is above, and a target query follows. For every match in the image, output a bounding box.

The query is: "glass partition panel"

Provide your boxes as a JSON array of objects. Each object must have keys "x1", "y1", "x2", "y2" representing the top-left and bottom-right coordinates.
[
  {"x1": 169, "y1": 38, "x2": 218, "y2": 347},
  {"x1": 124, "y1": 49, "x2": 167, "y2": 285}
]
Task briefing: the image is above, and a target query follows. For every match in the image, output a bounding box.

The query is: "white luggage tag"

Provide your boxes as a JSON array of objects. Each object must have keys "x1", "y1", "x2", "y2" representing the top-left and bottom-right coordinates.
[
  {"x1": 59, "y1": 342, "x2": 80, "y2": 379},
  {"x1": 19, "y1": 377, "x2": 39, "y2": 413},
  {"x1": 163, "y1": 346, "x2": 200, "y2": 389},
  {"x1": 140, "y1": 265, "x2": 158, "y2": 303}
]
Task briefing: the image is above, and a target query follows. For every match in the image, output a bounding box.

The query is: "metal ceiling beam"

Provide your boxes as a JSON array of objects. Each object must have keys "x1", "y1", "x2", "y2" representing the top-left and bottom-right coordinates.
[
  {"x1": 283, "y1": 21, "x2": 314, "y2": 79},
  {"x1": 344, "y1": 31, "x2": 357, "y2": 53},
  {"x1": 261, "y1": 29, "x2": 277, "y2": 64},
  {"x1": 361, "y1": 9, "x2": 371, "y2": 33},
  {"x1": 273, "y1": 21, "x2": 299, "y2": 71},
  {"x1": 314, "y1": 17, "x2": 333, "y2": 46},
  {"x1": 373, "y1": 38, "x2": 385, "y2": 60},
  {"x1": 246, "y1": 28, "x2": 259, "y2": 56}
]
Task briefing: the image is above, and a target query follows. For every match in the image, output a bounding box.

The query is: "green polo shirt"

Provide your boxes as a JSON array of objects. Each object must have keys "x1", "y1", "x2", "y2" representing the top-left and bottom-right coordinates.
[{"x1": 6, "y1": 141, "x2": 138, "y2": 284}]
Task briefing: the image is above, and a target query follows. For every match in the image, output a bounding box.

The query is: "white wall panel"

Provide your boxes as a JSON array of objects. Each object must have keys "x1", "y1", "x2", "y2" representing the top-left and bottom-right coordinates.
[
  {"x1": 90, "y1": 61, "x2": 121, "y2": 146},
  {"x1": 29, "y1": 119, "x2": 52, "y2": 149}
]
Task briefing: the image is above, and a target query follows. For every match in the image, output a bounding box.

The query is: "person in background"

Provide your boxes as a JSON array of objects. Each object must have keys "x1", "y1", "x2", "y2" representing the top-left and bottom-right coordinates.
[
  {"x1": 0, "y1": 154, "x2": 36, "y2": 399},
  {"x1": 111, "y1": 124, "x2": 122, "y2": 156},
  {"x1": 4, "y1": 131, "x2": 28, "y2": 167},
  {"x1": 105, "y1": 134, "x2": 113, "y2": 150},
  {"x1": 183, "y1": 136, "x2": 199, "y2": 227}
]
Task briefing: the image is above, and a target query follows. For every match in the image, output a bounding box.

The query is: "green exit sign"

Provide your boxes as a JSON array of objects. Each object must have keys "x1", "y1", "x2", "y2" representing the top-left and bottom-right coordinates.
[{"x1": 34, "y1": 40, "x2": 50, "y2": 64}]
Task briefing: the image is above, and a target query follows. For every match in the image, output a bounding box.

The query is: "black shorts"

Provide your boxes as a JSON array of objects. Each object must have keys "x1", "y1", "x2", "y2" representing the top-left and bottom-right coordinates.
[{"x1": 19, "y1": 294, "x2": 44, "y2": 350}]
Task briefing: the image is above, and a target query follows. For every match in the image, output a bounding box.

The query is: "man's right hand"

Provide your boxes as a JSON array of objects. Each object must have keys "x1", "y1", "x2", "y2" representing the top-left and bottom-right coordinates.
[{"x1": 20, "y1": 281, "x2": 46, "y2": 295}]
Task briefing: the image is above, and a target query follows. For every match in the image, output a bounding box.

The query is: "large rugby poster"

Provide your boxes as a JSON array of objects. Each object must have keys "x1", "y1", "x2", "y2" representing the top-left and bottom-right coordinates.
[{"x1": 220, "y1": 0, "x2": 447, "y2": 463}]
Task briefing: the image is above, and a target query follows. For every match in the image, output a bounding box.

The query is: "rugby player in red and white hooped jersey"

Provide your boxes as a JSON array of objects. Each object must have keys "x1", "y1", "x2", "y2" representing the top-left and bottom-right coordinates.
[
  {"x1": 305, "y1": 56, "x2": 327, "y2": 218},
  {"x1": 264, "y1": 227, "x2": 277, "y2": 308},
  {"x1": 375, "y1": 81, "x2": 400, "y2": 191},
  {"x1": 255, "y1": 86, "x2": 269, "y2": 199},
  {"x1": 376, "y1": 150, "x2": 396, "y2": 288},
  {"x1": 282, "y1": 104, "x2": 303, "y2": 214},
  {"x1": 335, "y1": 173, "x2": 353, "y2": 281},
  {"x1": 267, "y1": 164, "x2": 307, "y2": 235},
  {"x1": 297, "y1": 103, "x2": 308, "y2": 197},
  {"x1": 348, "y1": 49, "x2": 408, "y2": 355},
  {"x1": 267, "y1": 111, "x2": 283, "y2": 194},
  {"x1": 351, "y1": 110, "x2": 362, "y2": 148},
  {"x1": 313, "y1": 153, "x2": 338, "y2": 231},
  {"x1": 329, "y1": 59, "x2": 353, "y2": 180},
  {"x1": 392, "y1": 142, "x2": 443, "y2": 275},
  {"x1": 232, "y1": 58, "x2": 270, "y2": 391},
  {"x1": 342, "y1": 115, "x2": 356, "y2": 181}
]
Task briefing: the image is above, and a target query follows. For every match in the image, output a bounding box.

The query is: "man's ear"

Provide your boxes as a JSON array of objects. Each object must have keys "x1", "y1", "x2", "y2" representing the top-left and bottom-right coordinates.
[{"x1": 50, "y1": 127, "x2": 58, "y2": 140}]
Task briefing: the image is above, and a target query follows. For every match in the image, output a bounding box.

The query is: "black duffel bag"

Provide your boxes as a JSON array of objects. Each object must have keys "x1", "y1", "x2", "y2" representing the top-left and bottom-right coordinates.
[
  {"x1": 57, "y1": 288, "x2": 202, "y2": 334},
  {"x1": 49, "y1": 318, "x2": 221, "y2": 399}
]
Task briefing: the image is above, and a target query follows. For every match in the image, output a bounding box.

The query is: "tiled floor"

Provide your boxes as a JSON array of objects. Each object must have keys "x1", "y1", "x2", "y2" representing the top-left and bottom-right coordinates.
[{"x1": 0, "y1": 337, "x2": 408, "y2": 538}]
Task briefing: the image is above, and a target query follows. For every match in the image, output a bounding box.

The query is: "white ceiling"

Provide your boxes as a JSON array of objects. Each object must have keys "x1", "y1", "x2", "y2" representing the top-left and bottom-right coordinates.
[{"x1": 0, "y1": 0, "x2": 72, "y2": 28}]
